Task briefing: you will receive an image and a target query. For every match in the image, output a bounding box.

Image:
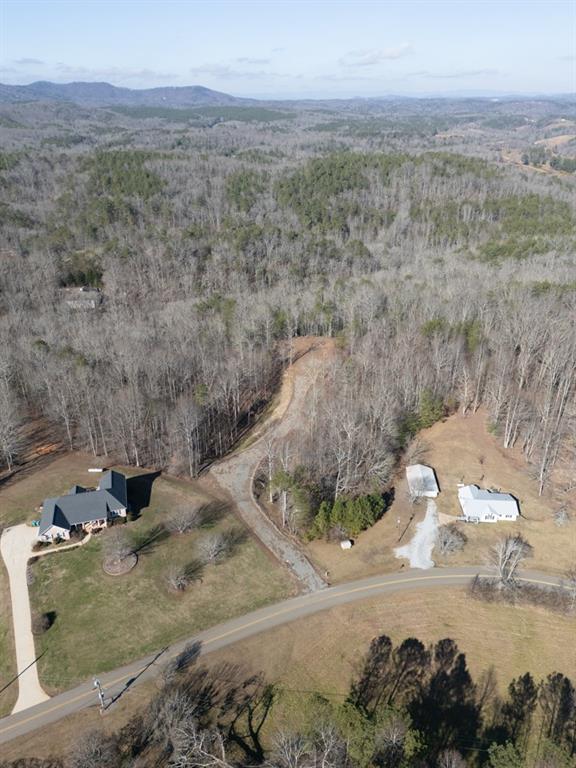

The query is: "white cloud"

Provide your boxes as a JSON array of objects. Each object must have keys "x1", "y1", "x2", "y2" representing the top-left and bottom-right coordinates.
[
  {"x1": 189, "y1": 62, "x2": 291, "y2": 81},
  {"x1": 14, "y1": 57, "x2": 44, "y2": 65},
  {"x1": 52, "y1": 63, "x2": 176, "y2": 82},
  {"x1": 235, "y1": 57, "x2": 271, "y2": 65},
  {"x1": 339, "y1": 45, "x2": 412, "y2": 67},
  {"x1": 410, "y1": 68, "x2": 500, "y2": 79}
]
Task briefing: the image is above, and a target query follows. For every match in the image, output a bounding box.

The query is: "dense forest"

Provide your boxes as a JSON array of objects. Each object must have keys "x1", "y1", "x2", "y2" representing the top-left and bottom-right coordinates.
[
  {"x1": 0, "y1": 95, "x2": 575, "y2": 512},
  {"x1": 1, "y1": 633, "x2": 574, "y2": 767}
]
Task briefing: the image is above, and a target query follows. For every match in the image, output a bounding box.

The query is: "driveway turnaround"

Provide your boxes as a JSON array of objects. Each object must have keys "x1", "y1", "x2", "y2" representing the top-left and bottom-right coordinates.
[
  {"x1": 0, "y1": 525, "x2": 50, "y2": 713},
  {"x1": 0, "y1": 566, "x2": 563, "y2": 744}
]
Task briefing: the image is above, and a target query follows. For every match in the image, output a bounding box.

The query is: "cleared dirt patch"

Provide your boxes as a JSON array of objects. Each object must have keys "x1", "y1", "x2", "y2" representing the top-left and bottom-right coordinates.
[{"x1": 534, "y1": 133, "x2": 576, "y2": 149}]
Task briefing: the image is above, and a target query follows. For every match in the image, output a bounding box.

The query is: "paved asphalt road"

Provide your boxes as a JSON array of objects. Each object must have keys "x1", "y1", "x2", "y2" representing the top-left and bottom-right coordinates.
[{"x1": 0, "y1": 566, "x2": 564, "y2": 745}]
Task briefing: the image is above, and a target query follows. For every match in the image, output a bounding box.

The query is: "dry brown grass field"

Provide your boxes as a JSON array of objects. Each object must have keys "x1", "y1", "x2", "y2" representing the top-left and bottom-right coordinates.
[
  {"x1": 306, "y1": 408, "x2": 576, "y2": 582},
  {"x1": 3, "y1": 587, "x2": 575, "y2": 761}
]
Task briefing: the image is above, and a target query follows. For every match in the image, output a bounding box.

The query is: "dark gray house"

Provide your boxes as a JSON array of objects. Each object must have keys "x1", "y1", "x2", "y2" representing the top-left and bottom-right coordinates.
[{"x1": 38, "y1": 470, "x2": 128, "y2": 541}]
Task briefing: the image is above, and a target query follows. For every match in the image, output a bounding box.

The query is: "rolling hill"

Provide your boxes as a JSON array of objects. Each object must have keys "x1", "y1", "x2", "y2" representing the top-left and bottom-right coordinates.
[{"x1": 0, "y1": 80, "x2": 248, "y2": 107}]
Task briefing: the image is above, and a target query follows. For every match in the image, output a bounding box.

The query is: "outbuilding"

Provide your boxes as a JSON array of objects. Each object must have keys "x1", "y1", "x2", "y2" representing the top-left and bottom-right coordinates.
[{"x1": 406, "y1": 464, "x2": 439, "y2": 498}]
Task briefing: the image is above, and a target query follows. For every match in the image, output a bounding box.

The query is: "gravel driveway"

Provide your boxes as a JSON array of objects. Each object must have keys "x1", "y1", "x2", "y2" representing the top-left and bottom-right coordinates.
[
  {"x1": 394, "y1": 499, "x2": 439, "y2": 569},
  {"x1": 211, "y1": 354, "x2": 327, "y2": 593},
  {"x1": 0, "y1": 525, "x2": 50, "y2": 712}
]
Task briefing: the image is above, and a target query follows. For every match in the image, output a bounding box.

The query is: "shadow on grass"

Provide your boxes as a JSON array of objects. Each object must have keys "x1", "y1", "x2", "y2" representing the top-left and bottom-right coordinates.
[
  {"x1": 224, "y1": 526, "x2": 248, "y2": 556},
  {"x1": 161, "y1": 640, "x2": 202, "y2": 684},
  {"x1": 182, "y1": 558, "x2": 205, "y2": 583},
  {"x1": 199, "y1": 500, "x2": 230, "y2": 528},
  {"x1": 127, "y1": 471, "x2": 161, "y2": 521},
  {"x1": 130, "y1": 523, "x2": 170, "y2": 556}
]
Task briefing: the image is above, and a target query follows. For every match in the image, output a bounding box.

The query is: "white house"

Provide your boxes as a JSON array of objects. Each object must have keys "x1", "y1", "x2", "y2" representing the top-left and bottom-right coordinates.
[
  {"x1": 406, "y1": 464, "x2": 439, "y2": 498},
  {"x1": 457, "y1": 484, "x2": 519, "y2": 523}
]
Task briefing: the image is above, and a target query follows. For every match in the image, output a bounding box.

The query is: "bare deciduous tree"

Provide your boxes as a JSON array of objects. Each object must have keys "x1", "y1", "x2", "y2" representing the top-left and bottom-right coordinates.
[
  {"x1": 438, "y1": 749, "x2": 467, "y2": 768},
  {"x1": 67, "y1": 729, "x2": 120, "y2": 768},
  {"x1": 197, "y1": 532, "x2": 228, "y2": 564},
  {"x1": 166, "y1": 505, "x2": 202, "y2": 535},
  {"x1": 0, "y1": 382, "x2": 21, "y2": 472},
  {"x1": 554, "y1": 507, "x2": 571, "y2": 527},
  {"x1": 165, "y1": 561, "x2": 202, "y2": 591},
  {"x1": 268, "y1": 732, "x2": 308, "y2": 768},
  {"x1": 437, "y1": 524, "x2": 467, "y2": 556},
  {"x1": 103, "y1": 526, "x2": 133, "y2": 567},
  {"x1": 489, "y1": 534, "x2": 533, "y2": 587},
  {"x1": 165, "y1": 565, "x2": 191, "y2": 592},
  {"x1": 171, "y1": 721, "x2": 232, "y2": 768}
]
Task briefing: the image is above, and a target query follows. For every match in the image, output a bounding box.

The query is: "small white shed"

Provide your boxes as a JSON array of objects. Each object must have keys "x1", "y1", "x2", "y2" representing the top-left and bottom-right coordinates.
[
  {"x1": 458, "y1": 484, "x2": 519, "y2": 523},
  {"x1": 406, "y1": 464, "x2": 439, "y2": 498},
  {"x1": 340, "y1": 539, "x2": 352, "y2": 550}
]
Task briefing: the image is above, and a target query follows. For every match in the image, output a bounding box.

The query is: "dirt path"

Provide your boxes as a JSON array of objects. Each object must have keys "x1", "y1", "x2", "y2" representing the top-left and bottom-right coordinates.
[
  {"x1": 211, "y1": 339, "x2": 334, "y2": 592},
  {"x1": 500, "y1": 149, "x2": 572, "y2": 179},
  {"x1": 0, "y1": 526, "x2": 50, "y2": 713}
]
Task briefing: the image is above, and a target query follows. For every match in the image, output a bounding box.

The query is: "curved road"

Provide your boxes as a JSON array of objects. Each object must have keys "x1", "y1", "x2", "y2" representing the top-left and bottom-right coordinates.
[{"x1": 0, "y1": 566, "x2": 564, "y2": 745}]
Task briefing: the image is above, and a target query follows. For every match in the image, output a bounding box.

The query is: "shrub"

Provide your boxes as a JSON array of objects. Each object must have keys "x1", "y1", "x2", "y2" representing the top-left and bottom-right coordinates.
[{"x1": 32, "y1": 611, "x2": 55, "y2": 635}]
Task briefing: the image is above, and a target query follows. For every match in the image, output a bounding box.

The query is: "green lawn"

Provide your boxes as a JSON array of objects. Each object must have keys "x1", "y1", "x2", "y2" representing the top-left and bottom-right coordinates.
[
  {"x1": 28, "y1": 470, "x2": 293, "y2": 693},
  {"x1": 0, "y1": 452, "x2": 106, "y2": 527},
  {"x1": 0, "y1": 453, "x2": 112, "y2": 712},
  {"x1": 0, "y1": 559, "x2": 16, "y2": 717}
]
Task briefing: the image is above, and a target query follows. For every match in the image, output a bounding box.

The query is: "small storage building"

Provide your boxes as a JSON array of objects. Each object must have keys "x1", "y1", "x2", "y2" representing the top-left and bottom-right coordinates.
[{"x1": 406, "y1": 464, "x2": 439, "y2": 498}]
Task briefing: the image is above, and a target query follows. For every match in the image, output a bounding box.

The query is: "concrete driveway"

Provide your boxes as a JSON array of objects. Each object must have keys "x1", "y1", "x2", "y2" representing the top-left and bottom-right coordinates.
[{"x1": 0, "y1": 525, "x2": 50, "y2": 713}]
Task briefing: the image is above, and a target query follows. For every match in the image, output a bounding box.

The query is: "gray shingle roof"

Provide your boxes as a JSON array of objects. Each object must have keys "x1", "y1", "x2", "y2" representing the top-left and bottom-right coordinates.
[{"x1": 39, "y1": 471, "x2": 128, "y2": 535}]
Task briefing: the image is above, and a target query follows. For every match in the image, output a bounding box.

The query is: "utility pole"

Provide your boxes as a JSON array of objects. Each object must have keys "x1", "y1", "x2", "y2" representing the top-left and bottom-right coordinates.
[{"x1": 93, "y1": 677, "x2": 105, "y2": 711}]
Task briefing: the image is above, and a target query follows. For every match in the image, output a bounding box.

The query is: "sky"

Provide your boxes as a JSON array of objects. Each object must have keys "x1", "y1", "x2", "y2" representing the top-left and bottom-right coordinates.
[{"x1": 0, "y1": 0, "x2": 575, "y2": 99}]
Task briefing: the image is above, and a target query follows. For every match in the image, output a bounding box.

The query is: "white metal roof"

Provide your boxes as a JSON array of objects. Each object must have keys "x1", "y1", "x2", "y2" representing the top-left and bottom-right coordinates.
[
  {"x1": 458, "y1": 484, "x2": 518, "y2": 519},
  {"x1": 406, "y1": 464, "x2": 439, "y2": 496}
]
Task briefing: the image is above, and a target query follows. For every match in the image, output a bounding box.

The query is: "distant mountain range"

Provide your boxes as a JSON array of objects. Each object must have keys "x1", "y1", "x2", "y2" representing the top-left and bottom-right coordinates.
[
  {"x1": 0, "y1": 81, "x2": 573, "y2": 112},
  {"x1": 0, "y1": 81, "x2": 249, "y2": 107}
]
